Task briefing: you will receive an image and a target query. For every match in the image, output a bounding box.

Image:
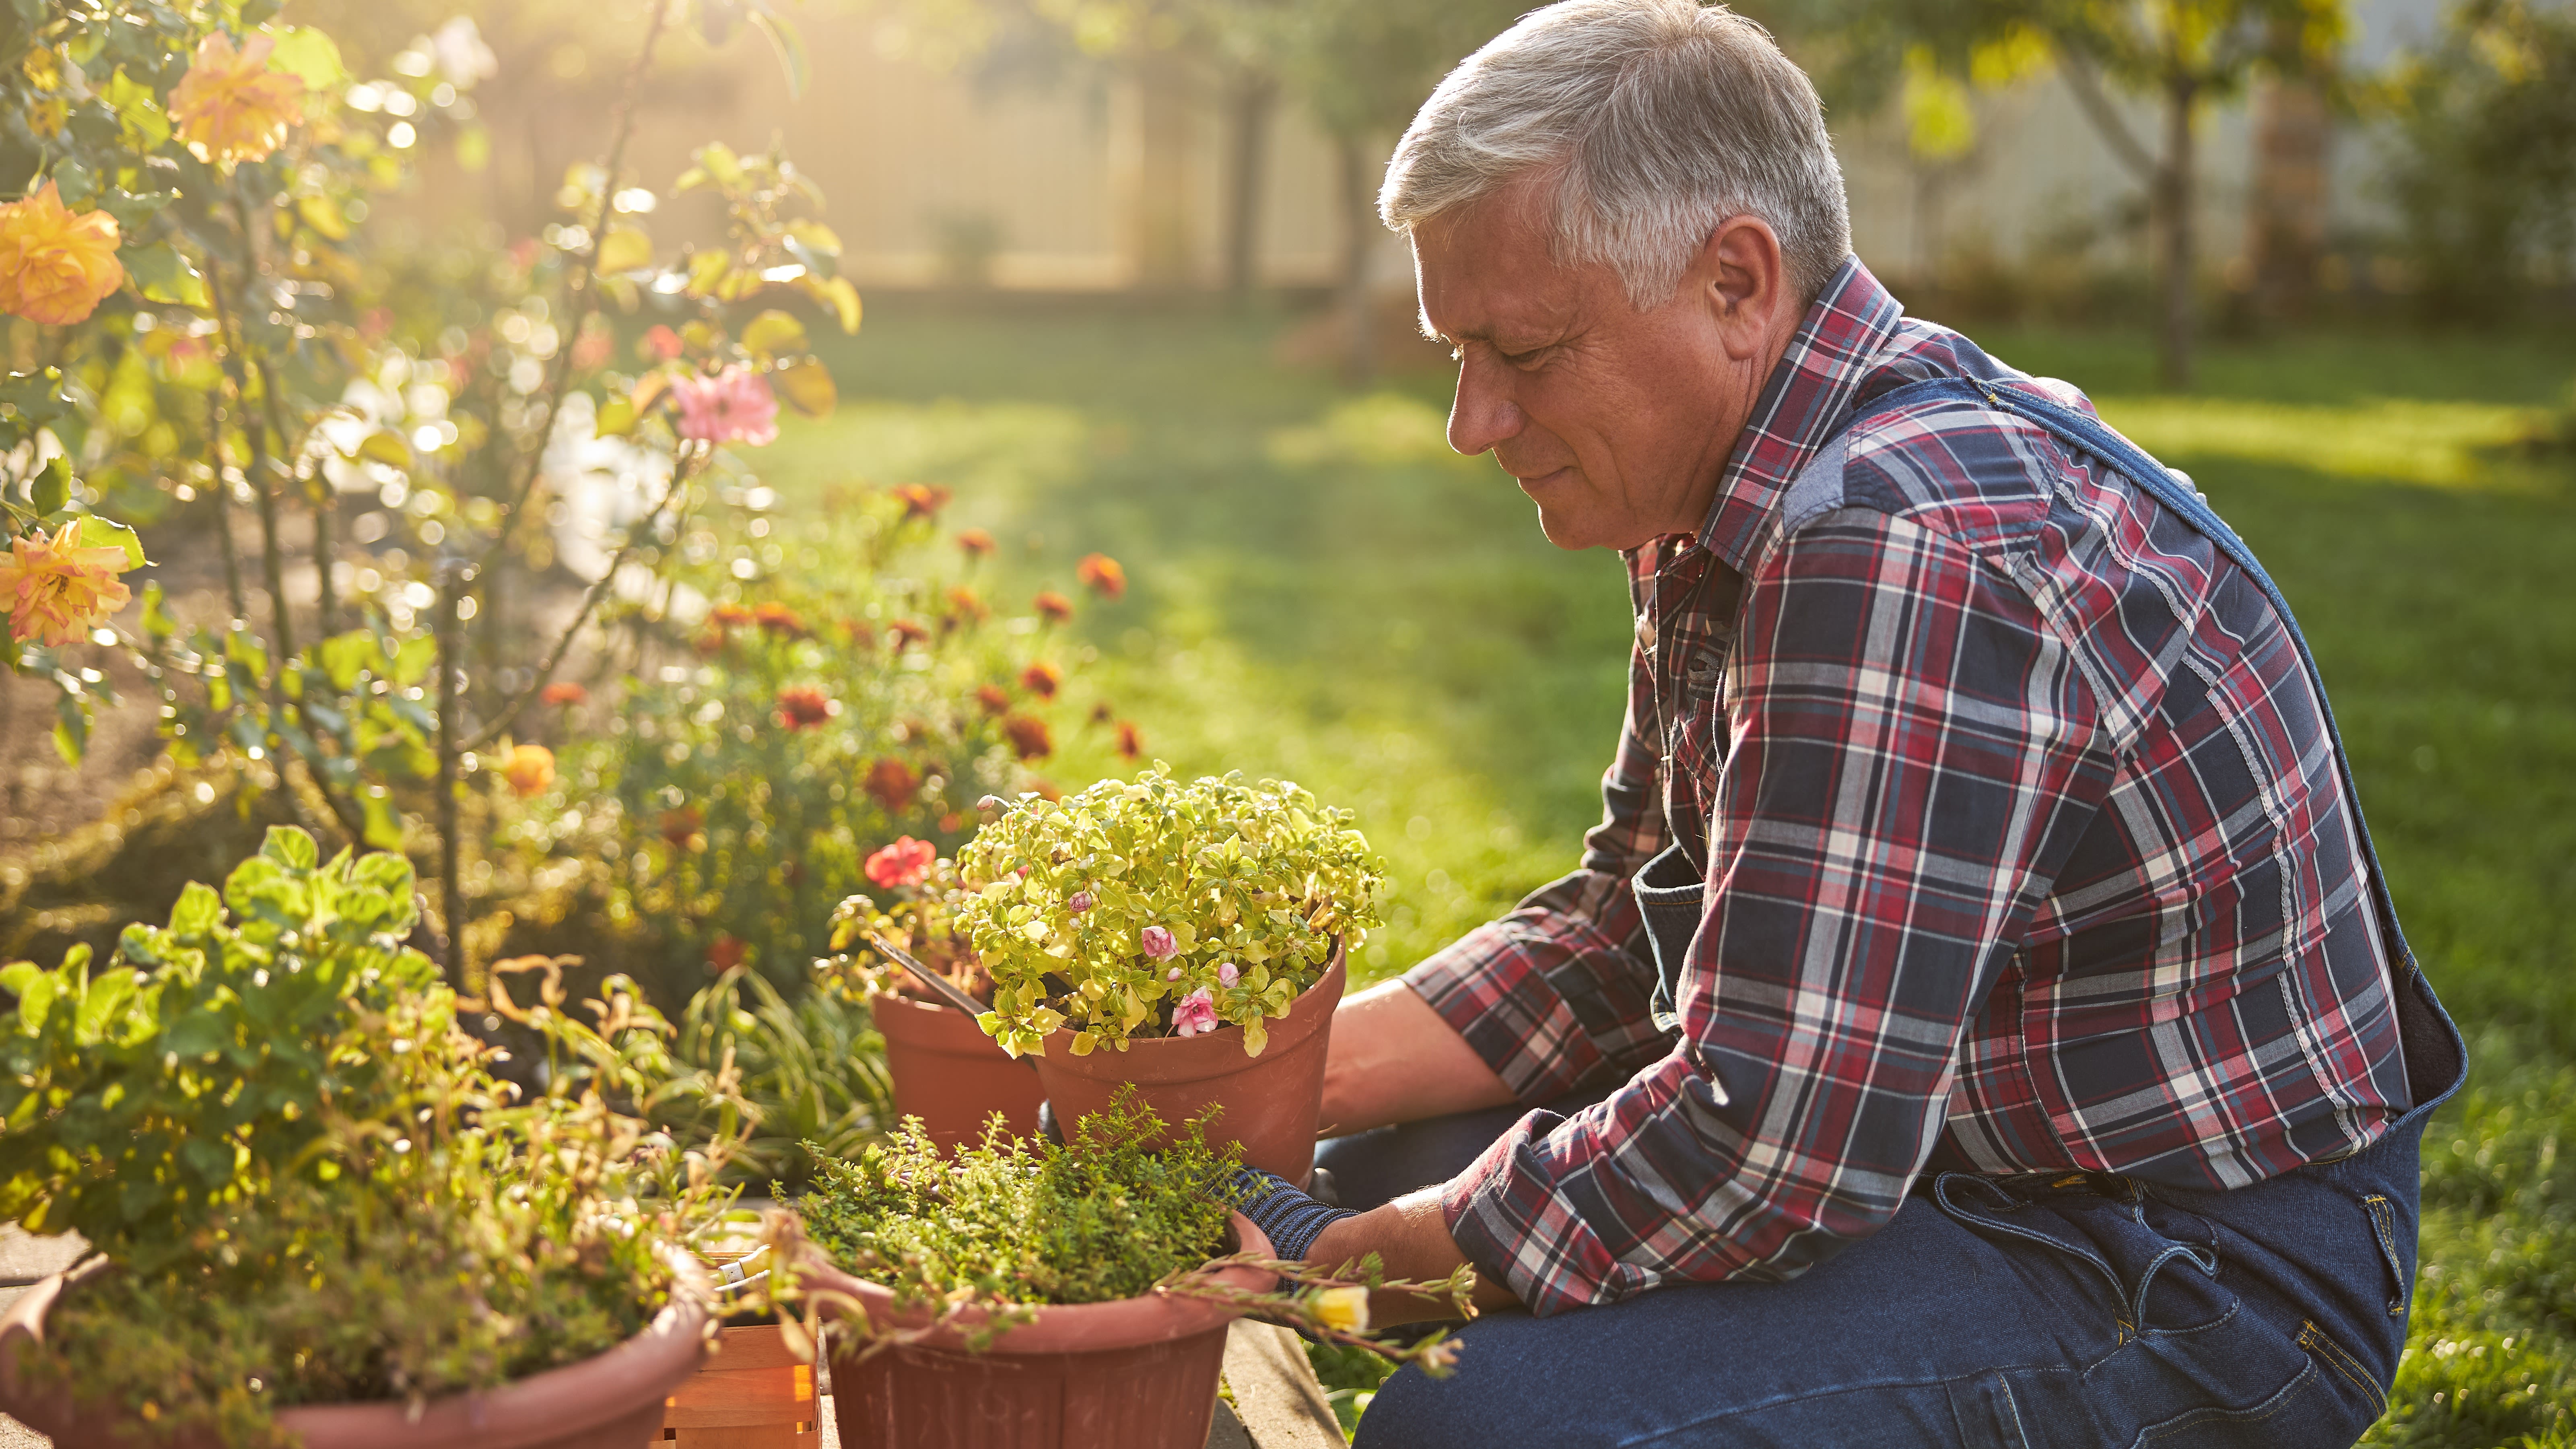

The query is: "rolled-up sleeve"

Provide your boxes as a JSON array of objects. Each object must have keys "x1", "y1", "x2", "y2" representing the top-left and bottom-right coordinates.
[{"x1": 1442, "y1": 507, "x2": 2112, "y2": 1315}]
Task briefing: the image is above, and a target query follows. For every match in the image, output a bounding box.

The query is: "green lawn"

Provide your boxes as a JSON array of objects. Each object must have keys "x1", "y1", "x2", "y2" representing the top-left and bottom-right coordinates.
[{"x1": 769, "y1": 299, "x2": 2576, "y2": 1444}]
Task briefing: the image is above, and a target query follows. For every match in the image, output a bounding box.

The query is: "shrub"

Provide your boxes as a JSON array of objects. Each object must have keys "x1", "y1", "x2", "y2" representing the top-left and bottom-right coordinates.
[
  {"x1": 958, "y1": 767, "x2": 1385, "y2": 1058},
  {"x1": 0, "y1": 827, "x2": 738, "y2": 1445}
]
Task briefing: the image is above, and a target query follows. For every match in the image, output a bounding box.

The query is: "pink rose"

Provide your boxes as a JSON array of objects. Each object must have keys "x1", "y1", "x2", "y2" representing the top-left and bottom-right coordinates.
[
  {"x1": 672, "y1": 364, "x2": 779, "y2": 447},
  {"x1": 1140, "y1": 925, "x2": 1177, "y2": 959},
  {"x1": 1166, "y1": 966, "x2": 1183, "y2": 981},
  {"x1": 1067, "y1": 890, "x2": 1094, "y2": 913},
  {"x1": 1217, "y1": 962, "x2": 1239, "y2": 986},
  {"x1": 1171, "y1": 987, "x2": 1218, "y2": 1038}
]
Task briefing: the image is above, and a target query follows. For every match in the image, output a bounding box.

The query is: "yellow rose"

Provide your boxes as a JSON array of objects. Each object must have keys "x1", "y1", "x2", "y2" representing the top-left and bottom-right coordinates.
[
  {"x1": 501, "y1": 743, "x2": 556, "y2": 799},
  {"x1": 0, "y1": 182, "x2": 123, "y2": 326},
  {"x1": 168, "y1": 31, "x2": 305, "y2": 168},
  {"x1": 1310, "y1": 1285, "x2": 1370, "y2": 1335},
  {"x1": 0, "y1": 525, "x2": 135, "y2": 647}
]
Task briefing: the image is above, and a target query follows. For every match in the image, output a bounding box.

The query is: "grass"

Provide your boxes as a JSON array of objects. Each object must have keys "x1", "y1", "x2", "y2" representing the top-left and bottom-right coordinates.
[{"x1": 767, "y1": 297, "x2": 2576, "y2": 1443}]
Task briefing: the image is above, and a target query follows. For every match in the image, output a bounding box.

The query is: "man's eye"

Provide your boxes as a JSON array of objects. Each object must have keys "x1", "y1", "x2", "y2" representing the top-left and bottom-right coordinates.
[{"x1": 1501, "y1": 347, "x2": 1548, "y2": 369}]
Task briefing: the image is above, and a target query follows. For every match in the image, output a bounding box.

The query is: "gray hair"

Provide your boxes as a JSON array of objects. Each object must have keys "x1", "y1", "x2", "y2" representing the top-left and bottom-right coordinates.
[{"x1": 1381, "y1": 0, "x2": 1852, "y2": 308}]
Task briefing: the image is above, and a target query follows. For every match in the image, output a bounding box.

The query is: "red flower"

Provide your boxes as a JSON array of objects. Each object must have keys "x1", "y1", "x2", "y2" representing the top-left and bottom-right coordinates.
[
  {"x1": 866, "y1": 836, "x2": 937, "y2": 889},
  {"x1": 775, "y1": 685, "x2": 835, "y2": 730},
  {"x1": 709, "y1": 935, "x2": 747, "y2": 972},
  {"x1": 892, "y1": 483, "x2": 953, "y2": 519},
  {"x1": 947, "y1": 585, "x2": 987, "y2": 623},
  {"x1": 754, "y1": 601, "x2": 808, "y2": 638},
  {"x1": 660, "y1": 806, "x2": 702, "y2": 847},
  {"x1": 889, "y1": 618, "x2": 930, "y2": 649},
  {"x1": 976, "y1": 683, "x2": 1011, "y2": 716},
  {"x1": 541, "y1": 681, "x2": 588, "y2": 706},
  {"x1": 866, "y1": 758, "x2": 921, "y2": 812},
  {"x1": 1076, "y1": 553, "x2": 1126, "y2": 600},
  {"x1": 938, "y1": 811, "x2": 966, "y2": 833},
  {"x1": 1033, "y1": 590, "x2": 1074, "y2": 623},
  {"x1": 641, "y1": 324, "x2": 684, "y2": 362},
  {"x1": 1004, "y1": 715, "x2": 1053, "y2": 761},
  {"x1": 709, "y1": 602, "x2": 756, "y2": 629},
  {"x1": 957, "y1": 528, "x2": 997, "y2": 557},
  {"x1": 1115, "y1": 720, "x2": 1144, "y2": 761},
  {"x1": 1019, "y1": 661, "x2": 1061, "y2": 700}
]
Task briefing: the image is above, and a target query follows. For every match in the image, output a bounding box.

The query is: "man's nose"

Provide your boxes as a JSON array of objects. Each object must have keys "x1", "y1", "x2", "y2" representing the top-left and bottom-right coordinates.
[{"x1": 1447, "y1": 354, "x2": 1523, "y2": 458}]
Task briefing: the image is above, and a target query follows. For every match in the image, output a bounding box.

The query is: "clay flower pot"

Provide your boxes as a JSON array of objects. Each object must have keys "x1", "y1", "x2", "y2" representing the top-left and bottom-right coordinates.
[
  {"x1": 1032, "y1": 944, "x2": 1344, "y2": 1184},
  {"x1": 805, "y1": 1212, "x2": 1273, "y2": 1449},
  {"x1": 664, "y1": 1322, "x2": 818, "y2": 1447},
  {"x1": 874, "y1": 990, "x2": 1046, "y2": 1152},
  {"x1": 0, "y1": 1251, "x2": 710, "y2": 1449}
]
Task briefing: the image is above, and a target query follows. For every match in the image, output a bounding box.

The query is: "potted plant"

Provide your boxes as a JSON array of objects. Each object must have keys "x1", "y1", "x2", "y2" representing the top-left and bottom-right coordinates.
[
  {"x1": 773, "y1": 1092, "x2": 1468, "y2": 1449},
  {"x1": 824, "y1": 842, "x2": 1044, "y2": 1153},
  {"x1": 957, "y1": 768, "x2": 1385, "y2": 1181},
  {"x1": 0, "y1": 828, "x2": 740, "y2": 1448}
]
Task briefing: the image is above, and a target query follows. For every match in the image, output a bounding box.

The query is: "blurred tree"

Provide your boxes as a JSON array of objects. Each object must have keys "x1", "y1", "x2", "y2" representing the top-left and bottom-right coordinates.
[
  {"x1": 2368, "y1": 0, "x2": 2576, "y2": 325},
  {"x1": 1781, "y1": 0, "x2": 2346, "y2": 388}
]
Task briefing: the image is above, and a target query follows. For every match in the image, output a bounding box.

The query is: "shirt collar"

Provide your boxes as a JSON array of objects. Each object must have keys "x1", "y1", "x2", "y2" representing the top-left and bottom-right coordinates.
[{"x1": 1693, "y1": 256, "x2": 1905, "y2": 569}]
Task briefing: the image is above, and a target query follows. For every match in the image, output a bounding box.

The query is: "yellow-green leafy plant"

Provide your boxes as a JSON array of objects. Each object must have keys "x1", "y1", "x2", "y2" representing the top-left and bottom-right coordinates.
[
  {"x1": 957, "y1": 767, "x2": 1383, "y2": 1058},
  {"x1": 0, "y1": 827, "x2": 745, "y2": 1446}
]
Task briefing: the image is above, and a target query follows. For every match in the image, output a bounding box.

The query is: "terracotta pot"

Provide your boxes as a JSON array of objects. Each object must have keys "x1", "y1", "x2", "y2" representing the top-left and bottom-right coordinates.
[
  {"x1": 0, "y1": 1251, "x2": 709, "y2": 1449},
  {"x1": 1031, "y1": 946, "x2": 1344, "y2": 1183},
  {"x1": 874, "y1": 991, "x2": 1046, "y2": 1152},
  {"x1": 807, "y1": 1213, "x2": 1273, "y2": 1449},
  {"x1": 664, "y1": 1323, "x2": 818, "y2": 1448}
]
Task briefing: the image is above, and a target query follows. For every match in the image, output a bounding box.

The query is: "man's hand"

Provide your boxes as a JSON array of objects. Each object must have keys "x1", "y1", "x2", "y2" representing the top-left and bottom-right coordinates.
[
  {"x1": 1319, "y1": 978, "x2": 1515, "y2": 1137},
  {"x1": 1305, "y1": 1190, "x2": 1524, "y2": 1327}
]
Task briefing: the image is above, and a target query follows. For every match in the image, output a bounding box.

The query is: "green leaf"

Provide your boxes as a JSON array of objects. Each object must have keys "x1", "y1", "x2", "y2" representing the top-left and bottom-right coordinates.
[
  {"x1": 595, "y1": 394, "x2": 637, "y2": 437},
  {"x1": 748, "y1": 8, "x2": 812, "y2": 99},
  {"x1": 169, "y1": 881, "x2": 221, "y2": 937},
  {"x1": 818, "y1": 276, "x2": 862, "y2": 334},
  {"x1": 124, "y1": 242, "x2": 208, "y2": 309},
  {"x1": 772, "y1": 360, "x2": 836, "y2": 418},
  {"x1": 388, "y1": 634, "x2": 435, "y2": 686},
  {"x1": 317, "y1": 629, "x2": 375, "y2": 691},
  {"x1": 262, "y1": 825, "x2": 320, "y2": 872},
  {"x1": 296, "y1": 194, "x2": 349, "y2": 241},
  {"x1": 596, "y1": 225, "x2": 654, "y2": 275},
  {"x1": 52, "y1": 697, "x2": 87, "y2": 766},
  {"x1": 356, "y1": 430, "x2": 410, "y2": 468},
  {"x1": 72, "y1": 514, "x2": 144, "y2": 569},
  {"x1": 29, "y1": 457, "x2": 68, "y2": 516},
  {"x1": 16, "y1": 972, "x2": 56, "y2": 1033},
  {"x1": 266, "y1": 26, "x2": 347, "y2": 90},
  {"x1": 739, "y1": 309, "x2": 806, "y2": 360},
  {"x1": 101, "y1": 68, "x2": 169, "y2": 151}
]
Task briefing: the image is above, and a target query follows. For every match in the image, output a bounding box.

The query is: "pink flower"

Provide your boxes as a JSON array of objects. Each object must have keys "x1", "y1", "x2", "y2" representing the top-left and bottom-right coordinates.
[
  {"x1": 1166, "y1": 966, "x2": 1183, "y2": 981},
  {"x1": 672, "y1": 365, "x2": 779, "y2": 446},
  {"x1": 1217, "y1": 962, "x2": 1239, "y2": 986},
  {"x1": 1171, "y1": 987, "x2": 1218, "y2": 1038},
  {"x1": 1140, "y1": 925, "x2": 1177, "y2": 959},
  {"x1": 864, "y1": 836, "x2": 936, "y2": 890},
  {"x1": 1067, "y1": 890, "x2": 1093, "y2": 913}
]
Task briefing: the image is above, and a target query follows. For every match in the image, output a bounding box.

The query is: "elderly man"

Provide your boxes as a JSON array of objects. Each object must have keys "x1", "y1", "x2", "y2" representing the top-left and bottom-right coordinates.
[{"x1": 1224, "y1": 2, "x2": 2466, "y2": 1445}]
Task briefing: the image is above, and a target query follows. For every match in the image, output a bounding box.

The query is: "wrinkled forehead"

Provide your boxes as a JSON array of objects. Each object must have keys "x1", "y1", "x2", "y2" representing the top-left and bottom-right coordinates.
[{"x1": 1410, "y1": 176, "x2": 1605, "y2": 344}]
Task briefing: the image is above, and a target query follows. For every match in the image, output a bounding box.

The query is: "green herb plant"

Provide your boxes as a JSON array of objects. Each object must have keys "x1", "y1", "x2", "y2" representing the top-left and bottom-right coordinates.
[
  {"x1": 780, "y1": 1088, "x2": 1471, "y2": 1378},
  {"x1": 958, "y1": 767, "x2": 1385, "y2": 1057},
  {"x1": 0, "y1": 827, "x2": 746, "y2": 1446}
]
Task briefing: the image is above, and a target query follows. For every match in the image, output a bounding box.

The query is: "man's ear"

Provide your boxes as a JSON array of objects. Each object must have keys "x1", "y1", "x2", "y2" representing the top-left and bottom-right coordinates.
[{"x1": 1696, "y1": 216, "x2": 1788, "y2": 361}]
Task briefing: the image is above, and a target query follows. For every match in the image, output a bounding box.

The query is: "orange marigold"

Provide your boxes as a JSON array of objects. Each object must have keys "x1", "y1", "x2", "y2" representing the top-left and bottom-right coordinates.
[
  {"x1": 1075, "y1": 553, "x2": 1126, "y2": 600},
  {"x1": 1018, "y1": 661, "x2": 1061, "y2": 699},
  {"x1": 889, "y1": 618, "x2": 930, "y2": 649},
  {"x1": 946, "y1": 585, "x2": 987, "y2": 623},
  {"x1": 1033, "y1": 589, "x2": 1074, "y2": 623},
  {"x1": 754, "y1": 601, "x2": 808, "y2": 637},
  {"x1": 0, "y1": 183, "x2": 123, "y2": 327},
  {"x1": 1003, "y1": 715, "x2": 1053, "y2": 761},
  {"x1": 775, "y1": 684, "x2": 835, "y2": 730},
  {"x1": 501, "y1": 743, "x2": 555, "y2": 798},
  {"x1": 1115, "y1": 719, "x2": 1144, "y2": 761},
  {"x1": 957, "y1": 528, "x2": 997, "y2": 557},
  {"x1": 866, "y1": 758, "x2": 921, "y2": 812},
  {"x1": 975, "y1": 683, "x2": 1011, "y2": 716},
  {"x1": 0, "y1": 525, "x2": 134, "y2": 647},
  {"x1": 709, "y1": 602, "x2": 756, "y2": 628},
  {"x1": 892, "y1": 483, "x2": 953, "y2": 518},
  {"x1": 168, "y1": 31, "x2": 305, "y2": 169}
]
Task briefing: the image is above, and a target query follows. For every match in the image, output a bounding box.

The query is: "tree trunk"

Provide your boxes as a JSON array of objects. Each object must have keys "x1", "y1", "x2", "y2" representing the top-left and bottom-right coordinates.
[
  {"x1": 1333, "y1": 131, "x2": 1375, "y2": 387},
  {"x1": 2246, "y1": 68, "x2": 2330, "y2": 327},
  {"x1": 2154, "y1": 74, "x2": 2197, "y2": 390},
  {"x1": 1222, "y1": 72, "x2": 1278, "y2": 307}
]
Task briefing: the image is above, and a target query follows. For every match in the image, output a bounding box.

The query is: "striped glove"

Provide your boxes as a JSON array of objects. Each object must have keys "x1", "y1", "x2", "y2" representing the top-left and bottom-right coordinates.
[{"x1": 1229, "y1": 1166, "x2": 1356, "y2": 1262}]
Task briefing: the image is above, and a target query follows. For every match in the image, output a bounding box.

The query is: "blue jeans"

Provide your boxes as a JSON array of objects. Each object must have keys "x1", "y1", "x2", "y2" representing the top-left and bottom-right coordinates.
[{"x1": 1320, "y1": 974, "x2": 2463, "y2": 1448}]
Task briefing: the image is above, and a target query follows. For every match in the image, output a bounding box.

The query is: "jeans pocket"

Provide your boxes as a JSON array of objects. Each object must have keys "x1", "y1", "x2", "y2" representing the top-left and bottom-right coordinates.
[
  {"x1": 1931, "y1": 1174, "x2": 2224, "y2": 1340},
  {"x1": 2361, "y1": 1192, "x2": 2412, "y2": 1319}
]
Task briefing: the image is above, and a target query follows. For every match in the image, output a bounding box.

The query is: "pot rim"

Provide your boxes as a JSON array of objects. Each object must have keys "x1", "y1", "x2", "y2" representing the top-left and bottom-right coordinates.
[
  {"x1": 803, "y1": 1210, "x2": 1274, "y2": 1358},
  {"x1": 0, "y1": 1243, "x2": 711, "y2": 1449},
  {"x1": 1033, "y1": 942, "x2": 1346, "y2": 1078}
]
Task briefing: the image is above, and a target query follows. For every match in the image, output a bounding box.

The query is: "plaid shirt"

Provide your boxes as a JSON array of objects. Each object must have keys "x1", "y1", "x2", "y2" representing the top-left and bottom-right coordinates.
[{"x1": 1413, "y1": 259, "x2": 2412, "y2": 1317}]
